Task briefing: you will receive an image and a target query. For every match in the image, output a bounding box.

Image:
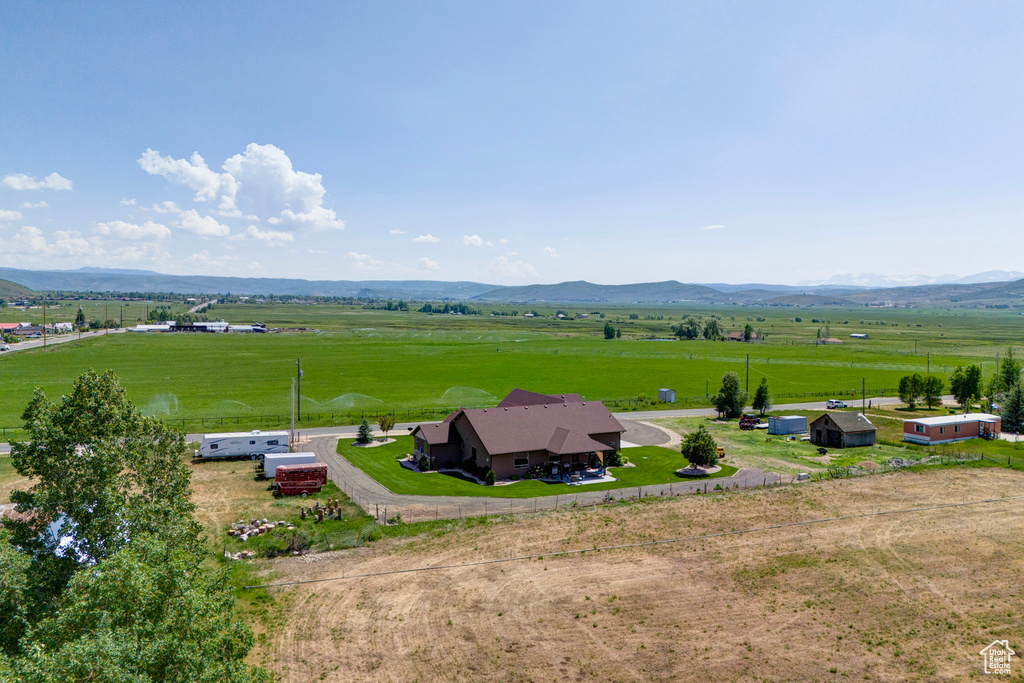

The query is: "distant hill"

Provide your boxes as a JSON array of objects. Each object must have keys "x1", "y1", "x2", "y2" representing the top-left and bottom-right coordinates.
[
  {"x1": 0, "y1": 268, "x2": 498, "y2": 300},
  {"x1": 0, "y1": 278, "x2": 33, "y2": 300},
  {"x1": 470, "y1": 280, "x2": 724, "y2": 304}
]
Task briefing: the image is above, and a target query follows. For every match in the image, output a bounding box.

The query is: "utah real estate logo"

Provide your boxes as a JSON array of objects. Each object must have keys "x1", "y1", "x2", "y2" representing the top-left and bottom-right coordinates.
[{"x1": 980, "y1": 640, "x2": 1015, "y2": 675}]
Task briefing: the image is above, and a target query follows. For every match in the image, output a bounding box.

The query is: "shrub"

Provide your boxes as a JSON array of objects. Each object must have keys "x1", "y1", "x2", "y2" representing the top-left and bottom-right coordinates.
[
  {"x1": 418, "y1": 453, "x2": 429, "y2": 471},
  {"x1": 510, "y1": 474, "x2": 519, "y2": 481},
  {"x1": 485, "y1": 469, "x2": 496, "y2": 486},
  {"x1": 357, "y1": 418, "x2": 373, "y2": 443},
  {"x1": 605, "y1": 451, "x2": 625, "y2": 467}
]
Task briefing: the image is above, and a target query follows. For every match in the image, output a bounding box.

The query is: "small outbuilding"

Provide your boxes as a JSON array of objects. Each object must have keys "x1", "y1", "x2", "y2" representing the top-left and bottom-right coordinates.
[
  {"x1": 658, "y1": 388, "x2": 677, "y2": 403},
  {"x1": 768, "y1": 415, "x2": 807, "y2": 435},
  {"x1": 809, "y1": 412, "x2": 876, "y2": 448}
]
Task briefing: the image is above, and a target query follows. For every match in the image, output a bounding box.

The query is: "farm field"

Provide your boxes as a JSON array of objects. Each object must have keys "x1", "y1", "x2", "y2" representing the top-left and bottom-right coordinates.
[
  {"x1": 245, "y1": 466, "x2": 1024, "y2": 681},
  {"x1": 1, "y1": 302, "x2": 1019, "y2": 433},
  {"x1": 336, "y1": 436, "x2": 737, "y2": 498}
]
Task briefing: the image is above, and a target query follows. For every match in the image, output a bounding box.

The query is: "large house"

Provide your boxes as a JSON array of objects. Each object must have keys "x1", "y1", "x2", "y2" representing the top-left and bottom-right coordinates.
[
  {"x1": 412, "y1": 389, "x2": 625, "y2": 480},
  {"x1": 809, "y1": 412, "x2": 876, "y2": 448},
  {"x1": 903, "y1": 413, "x2": 1001, "y2": 445}
]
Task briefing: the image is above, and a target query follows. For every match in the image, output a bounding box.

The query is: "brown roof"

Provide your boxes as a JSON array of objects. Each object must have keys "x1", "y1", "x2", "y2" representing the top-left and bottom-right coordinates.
[
  {"x1": 811, "y1": 412, "x2": 875, "y2": 433},
  {"x1": 456, "y1": 401, "x2": 623, "y2": 455},
  {"x1": 496, "y1": 388, "x2": 583, "y2": 408},
  {"x1": 413, "y1": 413, "x2": 459, "y2": 445}
]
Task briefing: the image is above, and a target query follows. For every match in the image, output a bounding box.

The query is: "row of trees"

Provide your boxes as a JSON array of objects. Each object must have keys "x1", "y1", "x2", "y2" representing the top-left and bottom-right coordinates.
[{"x1": 711, "y1": 373, "x2": 772, "y2": 418}]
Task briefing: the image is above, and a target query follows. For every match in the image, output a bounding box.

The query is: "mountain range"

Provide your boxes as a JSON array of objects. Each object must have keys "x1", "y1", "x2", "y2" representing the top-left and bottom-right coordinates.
[{"x1": 2, "y1": 267, "x2": 1024, "y2": 307}]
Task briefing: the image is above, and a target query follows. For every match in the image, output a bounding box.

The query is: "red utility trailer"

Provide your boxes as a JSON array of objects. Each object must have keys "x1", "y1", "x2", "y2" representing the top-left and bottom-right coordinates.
[{"x1": 274, "y1": 462, "x2": 328, "y2": 496}]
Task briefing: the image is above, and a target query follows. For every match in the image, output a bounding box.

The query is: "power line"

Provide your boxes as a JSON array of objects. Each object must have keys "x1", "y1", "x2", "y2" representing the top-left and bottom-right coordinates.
[{"x1": 243, "y1": 493, "x2": 1024, "y2": 590}]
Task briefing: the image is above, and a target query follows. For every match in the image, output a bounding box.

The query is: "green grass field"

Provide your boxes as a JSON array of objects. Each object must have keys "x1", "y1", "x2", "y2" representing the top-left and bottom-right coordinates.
[
  {"x1": 0, "y1": 301, "x2": 1019, "y2": 431},
  {"x1": 336, "y1": 436, "x2": 736, "y2": 498}
]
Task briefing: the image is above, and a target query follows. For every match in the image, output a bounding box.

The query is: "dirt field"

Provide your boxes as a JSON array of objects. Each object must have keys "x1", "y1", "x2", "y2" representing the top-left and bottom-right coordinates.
[{"x1": 246, "y1": 466, "x2": 1024, "y2": 682}]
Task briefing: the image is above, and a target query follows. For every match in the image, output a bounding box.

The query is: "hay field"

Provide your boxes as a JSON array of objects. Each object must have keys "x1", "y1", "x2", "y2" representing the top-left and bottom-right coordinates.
[{"x1": 248, "y1": 467, "x2": 1024, "y2": 681}]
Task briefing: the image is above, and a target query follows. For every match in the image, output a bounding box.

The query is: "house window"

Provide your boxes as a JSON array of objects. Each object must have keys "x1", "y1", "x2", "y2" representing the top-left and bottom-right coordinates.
[
  {"x1": 548, "y1": 454, "x2": 561, "y2": 463},
  {"x1": 914, "y1": 425, "x2": 924, "y2": 433},
  {"x1": 250, "y1": 440, "x2": 257, "y2": 445},
  {"x1": 955, "y1": 425, "x2": 960, "y2": 433},
  {"x1": 210, "y1": 443, "x2": 218, "y2": 450},
  {"x1": 514, "y1": 453, "x2": 529, "y2": 469},
  {"x1": 471, "y1": 447, "x2": 477, "y2": 462},
  {"x1": 267, "y1": 440, "x2": 279, "y2": 446},
  {"x1": 939, "y1": 426, "x2": 945, "y2": 434}
]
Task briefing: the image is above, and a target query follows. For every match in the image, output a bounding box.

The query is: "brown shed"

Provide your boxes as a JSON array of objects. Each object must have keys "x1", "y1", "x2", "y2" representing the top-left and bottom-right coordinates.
[{"x1": 809, "y1": 412, "x2": 876, "y2": 448}]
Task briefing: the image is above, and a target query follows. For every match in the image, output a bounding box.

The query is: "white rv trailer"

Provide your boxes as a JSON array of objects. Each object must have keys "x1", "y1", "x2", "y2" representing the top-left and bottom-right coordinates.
[
  {"x1": 195, "y1": 430, "x2": 290, "y2": 459},
  {"x1": 261, "y1": 452, "x2": 317, "y2": 478}
]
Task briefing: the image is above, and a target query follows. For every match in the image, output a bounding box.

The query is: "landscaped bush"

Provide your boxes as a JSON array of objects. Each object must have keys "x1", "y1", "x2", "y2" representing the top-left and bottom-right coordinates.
[
  {"x1": 485, "y1": 469, "x2": 495, "y2": 486},
  {"x1": 605, "y1": 451, "x2": 626, "y2": 467},
  {"x1": 418, "y1": 453, "x2": 429, "y2": 471}
]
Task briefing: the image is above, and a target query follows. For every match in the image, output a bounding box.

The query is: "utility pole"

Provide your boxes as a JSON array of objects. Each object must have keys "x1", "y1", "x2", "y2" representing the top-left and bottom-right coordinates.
[
  {"x1": 746, "y1": 354, "x2": 750, "y2": 393},
  {"x1": 706, "y1": 379, "x2": 709, "y2": 399},
  {"x1": 927, "y1": 352, "x2": 930, "y2": 375},
  {"x1": 296, "y1": 358, "x2": 302, "y2": 422},
  {"x1": 290, "y1": 378, "x2": 296, "y2": 448},
  {"x1": 120, "y1": 305, "x2": 124, "y2": 329},
  {"x1": 862, "y1": 377, "x2": 866, "y2": 415},
  {"x1": 105, "y1": 303, "x2": 108, "y2": 335},
  {"x1": 42, "y1": 301, "x2": 46, "y2": 348}
]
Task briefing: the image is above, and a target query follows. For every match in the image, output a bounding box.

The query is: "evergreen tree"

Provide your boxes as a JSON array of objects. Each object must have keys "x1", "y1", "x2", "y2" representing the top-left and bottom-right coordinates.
[
  {"x1": 357, "y1": 418, "x2": 373, "y2": 443},
  {"x1": 604, "y1": 322, "x2": 615, "y2": 339},
  {"x1": 73, "y1": 306, "x2": 85, "y2": 326},
  {"x1": 752, "y1": 378, "x2": 772, "y2": 416},
  {"x1": 1000, "y1": 382, "x2": 1024, "y2": 434}
]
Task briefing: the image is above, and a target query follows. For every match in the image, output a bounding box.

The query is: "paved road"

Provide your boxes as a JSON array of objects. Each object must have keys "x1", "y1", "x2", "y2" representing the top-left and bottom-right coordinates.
[{"x1": 0, "y1": 327, "x2": 125, "y2": 357}]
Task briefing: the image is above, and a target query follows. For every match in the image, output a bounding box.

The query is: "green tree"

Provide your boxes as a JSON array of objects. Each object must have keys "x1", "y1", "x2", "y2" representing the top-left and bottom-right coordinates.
[
  {"x1": 898, "y1": 373, "x2": 923, "y2": 409},
  {"x1": 357, "y1": 418, "x2": 373, "y2": 443},
  {"x1": 752, "y1": 377, "x2": 772, "y2": 416},
  {"x1": 615, "y1": 328, "x2": 621, "y2": 339},
  {"x1": 73, "y1": 306, "x2": 85, "y2": 327},
  {"x1": 922, "y1": 374, "x2": 944, "y2": 409},
  {"x1": 949, "y1": 365, "x2": 983, "y2": 410},
  {"x1": 702, "y1": 318, "x2": 722, "y2": 341},
  {"x1": 1000, "y1": 382, "x2": 1024, "y2": 434},
  {"x1": 680, "y1": 425, "x2": 718, "y2": 468},
  {"x1": 712, "y1": 371, "x2": 747, "y2": 419},
  {"x1": 998, "y1": 348, "x2": 1022, "y2": 394},
  {"x1": 743, "y1": 323, "x2": 754, "y2": 342},
  {"x1": 672, "y1": 316, "x2": 701, "y2": 340},
  {"x1": 1, "y1": 370, "x2": 265, "y2": 681},
  {"x1": 604, "y1": 322, "x2": 615, "y2": 340},
  {"x1": 377, "y1": 413, "x2": 396, "y2": 439}
]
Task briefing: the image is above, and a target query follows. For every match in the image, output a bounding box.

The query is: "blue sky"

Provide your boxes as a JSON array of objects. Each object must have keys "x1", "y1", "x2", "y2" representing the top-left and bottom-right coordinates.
[{"x1": 2, "y1": 2, "x2": 1023, "y2": 285}]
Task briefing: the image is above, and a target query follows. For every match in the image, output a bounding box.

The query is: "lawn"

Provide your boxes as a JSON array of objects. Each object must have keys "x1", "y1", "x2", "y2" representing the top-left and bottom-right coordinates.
[{"x1": 336, "y1": 435, "x2": 737, "y2": 498}]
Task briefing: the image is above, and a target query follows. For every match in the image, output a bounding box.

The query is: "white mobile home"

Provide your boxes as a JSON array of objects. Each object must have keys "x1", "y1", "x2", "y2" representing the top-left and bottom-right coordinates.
[
  {"x1": 195, "y1": 430, "x2": 290, "y2": 459},
  {"x1": 262, "y1": 452, "x2": 317, "y2": 478}
]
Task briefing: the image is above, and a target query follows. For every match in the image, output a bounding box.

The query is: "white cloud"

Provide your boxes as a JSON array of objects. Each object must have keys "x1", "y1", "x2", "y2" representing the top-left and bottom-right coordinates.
[
  {"x1": 138, "y1": 149, "x2": 239, "y2": 212},
  {"x1": 0, "y1": 172, "x2": 73, "y2": 191},
  {"x1": 110, "y1": 243, "x2": 171, "y2": 264},
  {"x1": 702, "y1": 224, "x2": 726, "y2": 231},
  {"x1": 0, "y1": 209, "x2": 23, "y2": 222},
  {"x1": 95, "y1": 220, "x2": 171, "y2": 241},
  {"x1": 183, "y1": 250, "x2": 241, "y2": 270},
  {"x1": 120, "y1": 197, "x2": 136, "y2": 206},
  {"x1": 499, "y1": 238, "x2": 508, "y2": 244},
  {"x1": 346, "y1": 251, "x2": 385, "y2": 270},
  {"x1": 418, "y1": 257, "x2": 441, "y2": 270},
  {"x1": 542, "y1": 246, "x2": 558, "y2": 257},
  {"x1": 487, "y1": 255, "x2": 539, "y2": 279},
  {"x1": 0, "y1": 226, "x2": 97, "y2": 258},
  {"x1": 244, "y1": 225, "x2": 294, "y2": 247},
  {"x1": 140, "y1": 143, "x2": 345, "y2": 235},
  {"x1": 152, "y1": 200, "x2": 181, "y2": 214},
  {"x1": 20, "y1": 201, "x2": 47, "y2": 209},
  {"x1": 389, "y1": 229, "x2": 406, "y2": 235},
  {"x1": 178, "y1": 209, "x2": 231, "y2": 237},
  {"x1": 413, "y1": 234, "x2": 440, "y2": 243},
  {"x1": 462, "y1": 234, "x2": 484, "y2": 247}
]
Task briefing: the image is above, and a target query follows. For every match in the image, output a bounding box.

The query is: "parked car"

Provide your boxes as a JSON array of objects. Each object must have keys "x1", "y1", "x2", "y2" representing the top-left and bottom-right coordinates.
[
  {"x1": 826, "y1": 399, "x2": 847, "y2": 409},
  {"x1": 0, "y1": 344, "x2": 9, "y2": 351}
]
